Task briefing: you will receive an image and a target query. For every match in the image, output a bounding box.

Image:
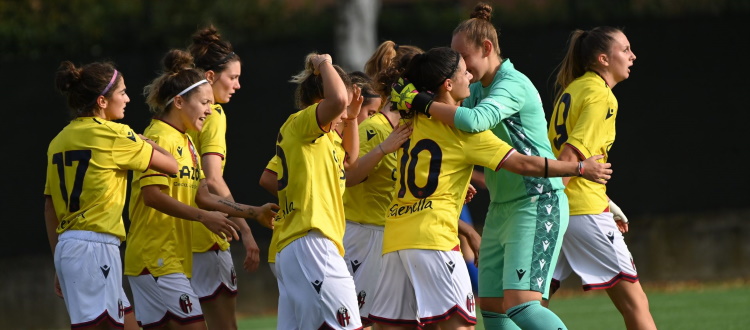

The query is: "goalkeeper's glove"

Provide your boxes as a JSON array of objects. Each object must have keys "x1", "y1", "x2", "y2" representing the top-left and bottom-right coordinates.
[
  {"x1": 391, "y1": 78, "x2": 434, "y2": 116},
  {"x1": 609, "y1": 199, "x2": 629, "y2": 224}
]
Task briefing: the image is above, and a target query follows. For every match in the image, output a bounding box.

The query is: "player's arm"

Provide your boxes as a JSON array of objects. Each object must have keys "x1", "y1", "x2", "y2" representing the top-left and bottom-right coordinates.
[
  {"x1": 458, "y1": 219, "x2": 481, "y2": 265},
  {"x1": 140, "y1": 184, "x2": 240, "y2": 240},
  {"x1": 194, "y1": 180, "x2": 279, "y2": 229},
  {"x1": 201, "y1": 154, "x2": 261, "y2": 271},
  {"x1": 341, "y1": 85, "x2": 363, "y2": 169},
  {"x1": 502, "y1": 152, "x2": 611, "y2": 184},
  {"x1": 139, "y1": 134, "x2": 178, "y2": 175},
  {"x1": 345, "y1": 124, "x2": 412, "y2": 186},
  {"x1": 43, "y1": 195, "x2": 64, "y2": 298},
  {"x1": 314, "y1": 55, "x2": 349, "y2": 129},
  {"x1": 259, "y1": 170, "x2": 278, "y2": 197},
  {"x1": 556, "y1": 145, "x2": 583, "y2": 186}
]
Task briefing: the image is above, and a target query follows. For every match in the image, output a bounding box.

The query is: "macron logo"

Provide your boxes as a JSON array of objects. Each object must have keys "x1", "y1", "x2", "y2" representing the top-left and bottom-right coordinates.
[
  {"x1": 606, "y1": 108, "x2": 615, "y2": 119},
  {"x1": 542, "y1": 240, "x2": 550, "y2": 251},
  {"x1": 545, "y1": 222, "x2": 554, "y2": 232}
]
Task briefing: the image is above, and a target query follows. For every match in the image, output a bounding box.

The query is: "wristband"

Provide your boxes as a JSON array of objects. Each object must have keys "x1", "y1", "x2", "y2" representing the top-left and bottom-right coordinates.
[
  {"x1": 378, "y1": 144, "x2": 387, "y2": 155},
  {"x1": 577, "y1": 161, "x2": 584, "y2": 177},
  {"x1": 543, "y1": 158, "x2": 548, "y2": 178}
]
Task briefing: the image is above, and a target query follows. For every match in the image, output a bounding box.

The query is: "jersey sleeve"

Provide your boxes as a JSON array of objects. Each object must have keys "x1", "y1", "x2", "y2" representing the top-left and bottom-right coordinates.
[
  {"x1": 133, "y1": 133, "x2": 170, "y2": 187},
  {"x1": 111, "y1": 125, "x2": 154, "y2": 172},
  {"x1": 265, "y1": 155, "x2": 281, "y2": 175},
  {"x1": 197, "y1": 105, "x2": 227, "y2": 159},
  {"x1": 286, "y1": 103, "x2": 327, "y2": 141},
  {"x1": 358, "y1": 121, "x2": 386, "y2": 172},
  {"x1": 454, "y1": 82, "x2": 523, "y2": 133},
  {"x1": 463, "y1": 131, "x2": 516, "y2": 171},
  {"x1": 565, "y1": 88, "x2": 609, "y2": 159}
]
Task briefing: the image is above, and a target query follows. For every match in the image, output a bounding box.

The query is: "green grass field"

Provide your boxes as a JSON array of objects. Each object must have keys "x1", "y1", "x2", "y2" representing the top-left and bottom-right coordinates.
[{"x1": 238, "y1": 283, "x2": 750, "y2": 329}]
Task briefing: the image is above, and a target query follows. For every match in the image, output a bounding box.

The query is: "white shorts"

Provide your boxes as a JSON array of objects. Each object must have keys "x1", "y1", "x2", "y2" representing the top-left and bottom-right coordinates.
[
  {"x1": 276, "y1": 230, "x2": 362, "y2": 329},
  {"x1": 54, "y1": 230, "x2": 132, "y2": 328},
  {"x1": 128, "y1": 273, "x2": 204, "y2": 328},
  {"x1": 343, "y1": 221, "x2": 384, "y2": 325},
  {"x1": 369, "y1": 249, "x2": 476, "y2": 327},
  {"x1": 552, "y1": 213, "x2": 639, "y2": 291},
  {"x1": 191, "y1": 249, "x2": 238, "y2": 301}
]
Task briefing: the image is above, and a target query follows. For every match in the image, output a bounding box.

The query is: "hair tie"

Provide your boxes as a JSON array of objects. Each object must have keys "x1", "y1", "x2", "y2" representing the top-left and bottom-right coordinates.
[
  {"x1": 393, "y1": 43, "x2": 400, "y2": 51},
  {"x1": 361, "y1": 91, "x2": 380, "y2": 98},
  {"x1": 430, "y1": 53, "x2": 460, "y2": 91},
  {"x1": 166, "y1": 79, "x2": 209, "y2": 106},
  {"x1": 207, "y1": 51, "x2": 236, "y2": 71}
]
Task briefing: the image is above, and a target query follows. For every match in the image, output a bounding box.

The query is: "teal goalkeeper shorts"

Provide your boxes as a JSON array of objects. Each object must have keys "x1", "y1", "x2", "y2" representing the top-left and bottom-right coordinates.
[{"x1": 478, "y1": 190, "x2": 569, "y2": 299}]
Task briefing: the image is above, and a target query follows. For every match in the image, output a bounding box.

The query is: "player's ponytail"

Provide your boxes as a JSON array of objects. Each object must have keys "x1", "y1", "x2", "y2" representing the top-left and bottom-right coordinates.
[
  {"x1": 453, "y1": 2, "x2": 502, "y2": 59},
  {"x1": 554, "y1": 26, "x2": 622, "y2": 103},
  {"x1": 189, "y1": 25, "x2": 239, "y2": 73},
  {"x1": 144, "y1": 49, "x2": 206, "y2": 117},
  {"x1": 55, "y1": 61, "x2": 121, "y2": 117},
  {"x1": 290, "y1": 52, "x2": 351, "y2": 109},
  {"x1": 372, "y1": 43, "x2": 423, "y2": 101}
]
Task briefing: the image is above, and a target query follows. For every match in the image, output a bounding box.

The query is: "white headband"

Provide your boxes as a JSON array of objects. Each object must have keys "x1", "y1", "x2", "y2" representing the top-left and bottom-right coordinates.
[{"x1": 166, "y1": 79, "x2": 209, "y2": 107}]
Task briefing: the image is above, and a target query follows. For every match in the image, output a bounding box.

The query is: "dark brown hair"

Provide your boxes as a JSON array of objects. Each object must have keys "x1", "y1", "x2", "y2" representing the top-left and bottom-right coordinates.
[
  {"x1": 189, "y1": 25, "x2": 240, "y2": 73},
  {"x1": 348, "y1": 71, "x2": 379, "y2": 105},
  {"x1": 144, "y1": 49, "x2": 206, "y2": 117},
  {"x1": 554, "y1": 26, "x2": 623, "y2": 102},
  {"x1": 400, "y1": 47, "x2": 462, "y2": 119},
  {"x1": 55, "y1": 61, "x2": 121, "y2": 117}
]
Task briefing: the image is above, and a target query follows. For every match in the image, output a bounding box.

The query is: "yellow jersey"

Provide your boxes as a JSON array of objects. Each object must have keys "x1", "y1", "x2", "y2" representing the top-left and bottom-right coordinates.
[
  {"x1": 44, "y1": 117, "x2": 154, "y2": 241},
  {"x1": 187, "y1": 104, "x2": 230, "y2": 253},
  {"x1": 343, "y1": 113, "x2": 397, "y2": 226},
  {"x1": 383, "y1": 115, "x2": 515, "y2": 254},
  {"x1": 125, "y1": 119, "x2": 204, "y2": 278},
  {"x1": 275, "y1": 104, "x2": 348, "y2": 256},
  {"x1": 548, "y1": 71, "x2": 616, "y2": 215}
]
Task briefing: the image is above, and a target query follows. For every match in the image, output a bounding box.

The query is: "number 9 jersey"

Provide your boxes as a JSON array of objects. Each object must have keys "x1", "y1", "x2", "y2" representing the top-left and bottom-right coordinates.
[
  {"x1": 383, "y1": 115, "x2": 515, "y2": 254},
  {"x1": 548, "y1": 71, "x2": 617, "y2": 215},
  {"x1": 44, "y1": 117, "x2": 154, "y2": 241}
]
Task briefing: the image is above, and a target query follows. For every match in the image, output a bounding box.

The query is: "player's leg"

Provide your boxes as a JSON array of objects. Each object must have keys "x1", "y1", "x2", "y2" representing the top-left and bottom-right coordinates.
[
  {"x1": 191, "y1": 249, "x2": 238, "y2": 330},
  {"x1": 477, "y1": 202, "x2": 519, "y2": 329},
  {"x1": 540, "y1": 246, "x2": 573, "y2": 308},
  {"x1": 606, "y1": 281, "x2": 656, "y2": 330},
  {"x1": 500, "y1": 193, "x2": 568, "y2": 329}
]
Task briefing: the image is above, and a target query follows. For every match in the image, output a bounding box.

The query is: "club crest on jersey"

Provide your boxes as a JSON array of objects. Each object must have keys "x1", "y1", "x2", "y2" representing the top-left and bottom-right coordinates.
[
  {"x1": 337, "y1": 306, "x2": 351, "y2": 327},
  {"x1": 466, "y1": 293, "x2": 475, "y2": 313},
  {"x1": 231, "y1": 267, "x2": 237, "y2": 286},
  {"x1": 118, "y1": 299, "x2": 125, "y2": 318},
  {"x1": 357, "y1": 290, "x2": 367, "y2": 309},
  {"x1": 179, "y1": 293, "x2": 193, "y2": 314}
]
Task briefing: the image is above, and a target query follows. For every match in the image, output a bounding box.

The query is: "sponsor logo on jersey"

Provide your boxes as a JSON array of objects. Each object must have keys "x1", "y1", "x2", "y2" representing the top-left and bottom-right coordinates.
[
  {"x1": 357, "y1": 290, "x2": 367, "y2": 309},
  {"x1": 118, "y1": 299, "x2": 125, "y2": 319},
  {"x1": 606, "y1": 108, "x2": 615, "y2": 119},
  {"x1": 179, "y1": 293, "x2": 193, "y2": 314},
  {"x1": 516, "y1": 269, "x2": 526, "y2": 280},
  {"x1": 389, "y1": 198, "x2": 433, "y2": 217},
  {"x1": 337, "y1": 307, "x2": 351, "y2": 327},
  {"x1": 312, "y1": 280, "x2": 323, "y2": 294},
  {"x1": 231, "y1": 266, "x2": 237, "y2": 286}
]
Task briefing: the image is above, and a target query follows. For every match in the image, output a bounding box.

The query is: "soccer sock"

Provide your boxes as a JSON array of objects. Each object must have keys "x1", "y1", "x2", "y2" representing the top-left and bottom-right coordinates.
[
  {"x1": 506, "y1": 300, "x2": 567, "y2": 330},
  {"x1": 465, "y1": 260, "x2": 479, "y2": 293},
  {"x1": 481, "y1": 311, "x2": 520, "y2": 330}
]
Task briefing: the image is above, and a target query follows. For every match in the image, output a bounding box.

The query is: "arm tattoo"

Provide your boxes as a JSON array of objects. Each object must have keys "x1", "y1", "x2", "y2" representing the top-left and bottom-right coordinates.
[{"x1": 218, "y1": 199, "x2": 244, "y2": 212}]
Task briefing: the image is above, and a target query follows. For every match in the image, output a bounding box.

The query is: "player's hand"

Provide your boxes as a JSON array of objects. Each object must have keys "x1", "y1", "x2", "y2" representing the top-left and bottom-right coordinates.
[
  {"x1": 391, "y1": 78, "x2": 433, "y2": 116},
  {"x1": 380, "y1": 123, "x2": 412, "y2": 154},
  {"x1": 347, "y1": 85, "x2": 363, "y2": 120},
  {"x1": 198, "y1": 210, "x2": 239, "y2": 241},
  {"x1": 54, "y1": 273, "x2": 63, "y2": 298},
  {"x1": 251, "y1": 203, "x2": 279, "y2": 229},
  {"x1": 580, "y1": 155, "x2": 612, "y2": 184},
  {"x1": 609, "y1": 199, "x2": 629, "y2": 234},
  {"x1": 465, "y1": 184, "x2": 477, "y2": 204},
  {"x1": 311, "y1": 54, "x2": 333, "y2": 75},
  {"x1": 242, "y1": 231, "x2": 261, "y2": 272}
]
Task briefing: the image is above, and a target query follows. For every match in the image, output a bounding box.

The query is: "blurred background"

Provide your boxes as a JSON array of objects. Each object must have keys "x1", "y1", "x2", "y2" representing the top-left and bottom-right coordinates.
[{"x1": 2, "y1": 0, "x2": 749, "y2": 328}]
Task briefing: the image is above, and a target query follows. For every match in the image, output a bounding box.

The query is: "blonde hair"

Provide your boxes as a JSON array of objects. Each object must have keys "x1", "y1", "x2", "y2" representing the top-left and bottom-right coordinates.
[
  {"x1": 290, "y1": 53, "x2": 351, "y2": 109},
  {"x1": 453, "y1": 3, "x2": 501, "y2": 58}
]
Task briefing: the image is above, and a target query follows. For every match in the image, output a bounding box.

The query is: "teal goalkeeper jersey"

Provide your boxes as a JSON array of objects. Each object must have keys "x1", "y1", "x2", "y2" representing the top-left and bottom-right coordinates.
[{"x1": 455, "y1": 59, "x2": 564, "y2": 203}]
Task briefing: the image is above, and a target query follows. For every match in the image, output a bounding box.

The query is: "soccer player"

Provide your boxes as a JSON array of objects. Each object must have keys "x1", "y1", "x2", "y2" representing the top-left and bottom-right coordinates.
[
  {"x1": 545, "y1": 27, "x2": 656, "y2": 330},
  {"x1": 186, "y1": 25, "x2": 268, "y2": 330},
  {"x1": 272, "y1": 53, "x2": 364, "y2": 329},
  {"x1": 124, "y1": 49, "x2": 277, "y2": 329},
  {"x1": 45, "y1": 60, "x2": 179, "y2": 330},
  {"x1": 370, "y1": 47, "x2": 612, "y2": 330},
  {"x1": 348, "y1": 71, "x2": 382, "y2": 123}
]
